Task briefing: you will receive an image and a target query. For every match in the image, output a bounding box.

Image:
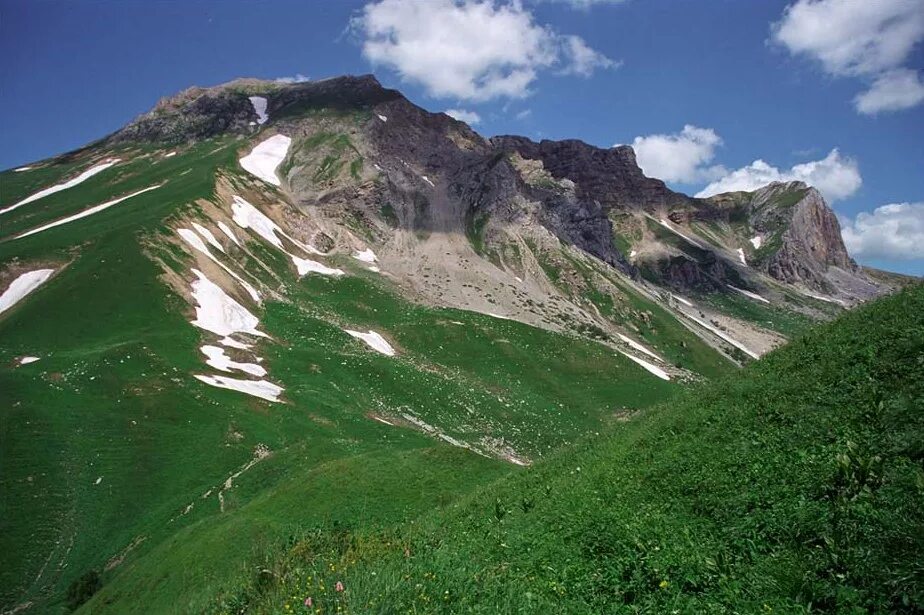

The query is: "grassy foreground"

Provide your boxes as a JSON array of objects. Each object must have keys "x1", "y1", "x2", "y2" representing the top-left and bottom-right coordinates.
[{"x1": 223, "y1": 283, "x2": 924, "y2": 614}]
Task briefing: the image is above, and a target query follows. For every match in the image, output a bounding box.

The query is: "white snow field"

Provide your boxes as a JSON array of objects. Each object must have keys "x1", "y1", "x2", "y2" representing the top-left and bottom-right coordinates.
[
  {"x1": 1, "y1": 159, "x2": 120, "y2": 215},
  {"x1": 217, "y1": 221, "x2": 242, "y2": 246},
  {"x1": 239, "y1": 134, "x2": 291, "y2": 186},
  {"x1": 617, "y1": 350, "x2": 671, "y2": 381},
  {"x1": 0, "y1": 269, "x2": 55, "y2": 315},
  {"x1": 292, "y1": 257, "x2": 344, "y2": 277},
  {"x1": 219, "y1": 336, "x2": 252, "y2": 350},
  {"x1": 616, "y1": 333, "x2": 663, "y2": 361},
  {"x1": 657, "y1": 217, "x2": 704, "y2": 249},
  {"x1": 352, "y1": 248, "x2": 378, "y2": 263},
  {"x1": 189, "y1": 268, "x2": 267, "y2": 338},
  {"x1": 344, "y1": 329, "x2": 396, "y2": 356},
  {"x1": 248, "y1": 96, "x2": 269, "y2": 124},
  {"x1": 750, "y1": 236, "x2": 763, "y2": 249},
  {"x1": 200, "y1": 345, "x2": 266, "y2": 377},
  {"x1": 683, "y1": 311, "x2": 760, "y2": 359},
  {"x1": 737, "y1": 248, "x2": 747, "y2": 265},
  {"x1": 231, "y1": 195, "x2": 319, "y2": 254},
  {"x1": 193, "y1": 222, "x2": 225, "y2": 253},
  {"x1": 194, "y1": 374, "x2": 283, "y2": 403},
  {"x1": 231, "y1": 195, "x2": 339, "y2": 276},
  {"x1": 15, "y1": 184, "x2": 162, "y2": 240},
  {"x1": 177, "y1": 228, "x2": 260, "y2": 302},
  {"x1": 728, "y1": 285, "x2": 771, "y2": 304}
]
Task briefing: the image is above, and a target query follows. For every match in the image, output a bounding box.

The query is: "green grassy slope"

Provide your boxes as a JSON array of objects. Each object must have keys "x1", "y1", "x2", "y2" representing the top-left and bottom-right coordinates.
[
  {"x1": 0, "y1": 138, "x2": 688, "y2": 613},
  {"x1": 232, "y1": 283, "x2": 924, "y2": 614}
]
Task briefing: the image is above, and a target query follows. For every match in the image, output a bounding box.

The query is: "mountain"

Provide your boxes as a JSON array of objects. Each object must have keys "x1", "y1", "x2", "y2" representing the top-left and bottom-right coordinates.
[{"x1": 0, "y1": 74, "x2": 917, "y2": 614}]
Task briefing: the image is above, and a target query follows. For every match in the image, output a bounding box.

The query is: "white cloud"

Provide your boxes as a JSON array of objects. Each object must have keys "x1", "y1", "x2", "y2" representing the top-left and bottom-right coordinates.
[
  {"x1": 854, "y1": 68, "x2": 924, "y2": 114},
  {"x1": 353, "y1": 0, "x2": 617, "y2": 101},
  {"x1": 771, "y1": 0, "x2": 924, "y2": 114},
  {"x1": 560, "y1": 35, "x2": 621, "y2": 76},
  {"x1": 696, "y1": 149, "x2": 862, "y2": 202},
  {"x1": 515, "y1": 108, "x2": 532, "y2": 120},
  {"x1": 627, "y1": 125, "x2": 726, "y2": 184},
  {"x1": 841, "y1": 202, "x2": 924, "y2": 259},
  {"x1": 546, "y1": 0, "x2": 626, "y2": 7},
  {"x1": 275, "y1": 73, "x2": 310, "y2": 84},
  {"x1": 445, "y1": 108, "x2": 482, "y2": 124}
]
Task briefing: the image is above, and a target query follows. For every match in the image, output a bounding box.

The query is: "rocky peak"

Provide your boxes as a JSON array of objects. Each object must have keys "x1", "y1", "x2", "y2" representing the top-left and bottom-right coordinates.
[
  {"x1": 762, "y1": 185, "x2": 858, "y2": 288},
  {"x1": 491, "y1": 136, "x2": 690, "y2": 212},
  {"x1": 109, "y1": 74, "x2": 402, "y2": 145}
]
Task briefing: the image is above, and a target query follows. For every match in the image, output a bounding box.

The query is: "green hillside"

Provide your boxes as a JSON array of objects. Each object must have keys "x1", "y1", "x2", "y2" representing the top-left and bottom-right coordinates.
[
  {"x1": 0, "y1": 140, "x2": 685, "y2": 613},
  {"x1": 217, "y1": 283, "x2": 924, "y2": 614}
]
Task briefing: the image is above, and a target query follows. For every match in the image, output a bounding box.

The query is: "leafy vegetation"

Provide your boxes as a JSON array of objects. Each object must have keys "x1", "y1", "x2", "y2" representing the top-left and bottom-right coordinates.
[{"x1": 218, "y1": 283, "x2": 924, "y2": 614}]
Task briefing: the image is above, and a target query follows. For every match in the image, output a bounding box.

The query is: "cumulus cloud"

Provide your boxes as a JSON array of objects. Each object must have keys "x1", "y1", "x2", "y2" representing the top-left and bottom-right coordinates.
[
  {"x1": 841, "y1": 202, "x2": 924, "y2": 259},
  {"x1": 771, "y1": 0, "x2": 924, "y2": 114},
  {"x1": 696, "y1": 149, "x2": 862, "y2": 202},
  {"x1": 854, "y1": 68, "x2": 924, "y2": 115},
  {"x1": 445, "y1": 108, "x2": 482, "y2": 124},
  {"x1": 627, "y1": 125, "x2": 726, "y2": 184},
  {"x1": 560, "y1": 35, "x2": 621, "y2": 76},
  {"x1": 353, "y1": 0, "x2": 617, "y2": 101},
  {"x1": 546, "y1": 0, "x2": 626, "y2": 7},
  {"x1": 275, "y1": 73, "x2": 310, "y2": 84}
]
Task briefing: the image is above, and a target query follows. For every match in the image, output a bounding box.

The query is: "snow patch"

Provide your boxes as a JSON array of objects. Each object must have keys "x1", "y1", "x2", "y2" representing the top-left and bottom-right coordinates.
[
  {"x1": 422, "y1": 175, "x2": 435, "y2": 187},
  {"x1": 728, "y1": 285, "x2": 770, "y2": 304},
  {"x1": 164, "y1": 151, "x2": 177, "y2": 158},
  {"x1": 239, "y1": 134, "x2": 291, "y2": 186},
  {"x1": 219, "y1": 336, "x2": 252, "y2": 350},
  {"x1": 292, "y1": 257, "x2": 344, "y2": 277},
  {"x1": 616, "y1": 333, "x2": 663, "y2": 361},
  {"x1": 1, "y1": 159, "x2": 120, "y2": 215},
  {"x1": 94, "y1": 477, "x2": 103, "y2": 485},
  {"x1": 18, "y1": 356, "x2": 41, "y2": 365},
  {"x1": 671, "y1": 293, "x2": 694, "y2": 307},
  {"x1": 377, "y1": 114, "x2": 387, "y2": 122},
  {"x1": 194, "y1": 374, "x2": 282, "y2": 403},
  {"x1": 657, "y1": 217, "x2": 704, "y2": 249},
  {"x1": 217, "y1": 221, "x2": 241, "y2": 247},
  {"x1": 0, "y1": 269, "x2": 55, "y2": 315},
  {"x1": 617, "y1": 350, "x2": 671, "y2": 381},
  {"x1": 15, "y1": 184, "x2": 162, "y2": 239},
  {"x1": 736, "y1": 248, "x2": 747, "y2": 265},
  {"x1": 200, "y1": 345, "x2": 266, "y2": 377},
  {"x1": 683, "y1": 312, "x2": 759, "y2": 359},
  {"x1": 14, "y1": 166, "x2": 32, "y2": 172},
  {"x1": 193, "y1": 223, "x2": 225, "y2": 253},
  {"x1": 189, "y1": 268, "x2": 266, "y2": 338},
  {"x1": 749, "y1": 235, "x2": 763, "y2": 249},
  {"x1": 177, "y1": 228, "x2": 260, "y2": 302},
  {"x1": 352, "y1": 248, "x2": 377, "y2": 263},
  {"x1": 629, "y1": 250, "x2": 638, "y2": 258},
  {"x1": 344, "y1": 329, "x2": 396, "y2": 356},
  {"x1": 248, "y1": 96, "x2": 269, "y2": 125},
  {"x1": 231, "y1": 195, "x2": 320, "y2": 254},
  {"x1": 368, "y1": 265, "x2": 381, "y2": 273}
]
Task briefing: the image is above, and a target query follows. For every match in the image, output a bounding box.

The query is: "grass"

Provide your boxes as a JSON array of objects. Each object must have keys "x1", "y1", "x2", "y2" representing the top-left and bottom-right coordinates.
[
  {"x1": 225, "y1": 282, "x2": 924, "y2": 614},
  {"x1": 700, "y1": 288, "x2": 816, "y2": 338},
  {"x1": 0, "y1": 136, "x2": 683, "y2": 613}
]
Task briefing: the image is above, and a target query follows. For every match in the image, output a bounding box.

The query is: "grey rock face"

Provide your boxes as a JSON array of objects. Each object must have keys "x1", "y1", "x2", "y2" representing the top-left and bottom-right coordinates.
[
  {"x1": 491, "y1": 136, "x2": 691, "y2": 212},
  {"x1": 110, "y1": 75, "x2": 884, "y2": 300}
]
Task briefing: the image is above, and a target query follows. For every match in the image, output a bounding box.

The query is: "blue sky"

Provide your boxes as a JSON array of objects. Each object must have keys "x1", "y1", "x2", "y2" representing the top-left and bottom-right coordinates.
[{"x1": 2, "y1": 0, "x2": 922, "y2": 273}]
